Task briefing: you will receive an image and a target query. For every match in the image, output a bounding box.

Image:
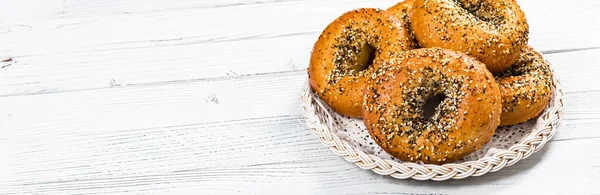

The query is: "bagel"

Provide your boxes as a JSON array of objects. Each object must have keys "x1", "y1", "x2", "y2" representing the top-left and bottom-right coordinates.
[
  {"x1": 410, "y1": 0, "x2": 529, "y2": 72},
  {"x1": 308, "y1": 8, "x2": 415, "y2": 117},
  {"x1": 362, "y1": 47, "x2": 502, "y2": 164},
  {"x1": 495, "y1": 46, "x2": 553, "y2": 126}
]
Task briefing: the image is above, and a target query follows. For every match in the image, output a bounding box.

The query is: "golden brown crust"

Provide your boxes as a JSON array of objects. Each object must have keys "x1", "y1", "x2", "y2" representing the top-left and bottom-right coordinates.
[
  {"x1": 386, "y1": 0, "x2": 419, "y2": 48},
  {"x1": 362, "y1": 48, "x2": 502, "y2": 164},
  {"x1": 410, "y1": 0, "x2": 529, "y2": 73},
  {"x1": 387, "y1": 0, "x2": 414, "y2": 21},
  {"x1": 495, "y1": 46, "x2": 553, "y2": 126},
  {"x1": 308, "y1": 8, "x2": 415, "y2": 117}
]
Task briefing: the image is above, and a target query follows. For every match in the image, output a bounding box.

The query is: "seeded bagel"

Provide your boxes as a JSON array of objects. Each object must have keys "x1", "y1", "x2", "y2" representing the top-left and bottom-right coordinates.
[
  {"x1": 308, "y1": 8, "x2": 415, "y2": 117},
  {"x1": 495, "y1": 46, "x2": 553, "y2": 126},
  {"x1": 362, "y1": 47, "x2": 502, "y2": 164},
  {"x1": 410, "y1": 0, "x2": 529, "y2": 73}
]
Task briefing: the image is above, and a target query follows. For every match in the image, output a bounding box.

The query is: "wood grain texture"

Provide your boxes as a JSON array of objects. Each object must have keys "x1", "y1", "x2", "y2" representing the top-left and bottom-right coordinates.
[
  {"x1": 0, "y1": 0, "x2": 599, "y2": 96},
  {"x1": 1, "y1": 0, "x2": 600, "y2": 194}
]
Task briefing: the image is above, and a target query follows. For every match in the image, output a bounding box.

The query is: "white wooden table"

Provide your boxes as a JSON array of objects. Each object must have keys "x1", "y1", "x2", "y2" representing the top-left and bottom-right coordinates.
[{"x1": 1, "y1": 0, "x2": 599, "y2": 194}]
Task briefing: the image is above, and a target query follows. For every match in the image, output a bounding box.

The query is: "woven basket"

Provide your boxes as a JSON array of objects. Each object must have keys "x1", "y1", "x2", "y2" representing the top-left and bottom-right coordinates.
[{"x1": 301, "y1": 67, "x2": 564, "y2": 181}]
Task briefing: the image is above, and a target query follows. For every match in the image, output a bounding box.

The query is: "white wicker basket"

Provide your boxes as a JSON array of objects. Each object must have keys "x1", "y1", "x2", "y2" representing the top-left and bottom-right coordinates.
[{"x1": 301, "y1": 68, "x2": 564, "y2": 181}]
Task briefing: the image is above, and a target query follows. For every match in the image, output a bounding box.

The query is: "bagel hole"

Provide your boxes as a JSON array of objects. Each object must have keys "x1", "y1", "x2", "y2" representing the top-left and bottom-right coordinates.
[
  {"x1": 354, "y1": 44, "x2": 376, "y2": 71},
  {"x1": 455, "y1": 0, "x2": 481, "y2": 12},
  {"x1": 454, "y1": 0, "x2": 503, "y2": 23},
  {"x1": 423, "y1": 94, "x2": 446, "y2": 120},
  {"x1": 495, "y1": 64, "x2": 525, "y2": 78}
]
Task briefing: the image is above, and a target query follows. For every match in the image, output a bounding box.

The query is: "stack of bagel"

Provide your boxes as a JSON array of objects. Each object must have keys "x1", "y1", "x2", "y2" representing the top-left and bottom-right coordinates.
[{"x1": 308, "y1": 0, "x2": 554, "y2": 164}]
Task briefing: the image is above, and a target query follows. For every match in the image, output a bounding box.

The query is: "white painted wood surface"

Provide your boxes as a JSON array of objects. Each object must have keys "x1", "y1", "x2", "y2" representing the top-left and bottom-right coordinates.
[{"x1": 0, "y1": 0, "x2": 599, "y2": 194}]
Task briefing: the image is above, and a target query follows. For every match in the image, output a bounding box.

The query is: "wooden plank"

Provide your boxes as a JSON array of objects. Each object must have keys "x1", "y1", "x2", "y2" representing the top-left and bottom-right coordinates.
[
  {"x1": 0, "y1": 0, "x2": 310, "y2": 20},
  {"x1": 55, "y1": 0, "x2": 310, "y2": 18},
  {"x1": 1, "y1": 139, "x2": 597, "y2": 194},
  {"x1": 548, "y1": 49, "x2": 600, "y2": 142},
  {"x1": 1, "y1": 0, "x2": 599, "y2": 96},
  {"x1": 0, "y1": 0, "x2": 63, "y2": 20},
  {"x1": 0, "y1": 0, "x2": 396, "y2": 55},
  {"x1": 1, "y1": 49, "x2": 599, "y2": 194},
  {"x1": 0, "y1": 34, "x2": 313, "y2": 95}
]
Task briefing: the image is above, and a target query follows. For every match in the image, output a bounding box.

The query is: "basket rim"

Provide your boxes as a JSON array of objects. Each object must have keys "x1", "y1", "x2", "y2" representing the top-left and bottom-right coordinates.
[{"x1": 301, "y1": 68, "x2": 564, "y2": 181}]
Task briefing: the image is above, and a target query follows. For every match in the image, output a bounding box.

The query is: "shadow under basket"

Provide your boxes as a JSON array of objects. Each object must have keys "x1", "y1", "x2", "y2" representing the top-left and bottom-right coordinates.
[{"x1": 301, "y1": 67, "x2": 564, "y2": 181}]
